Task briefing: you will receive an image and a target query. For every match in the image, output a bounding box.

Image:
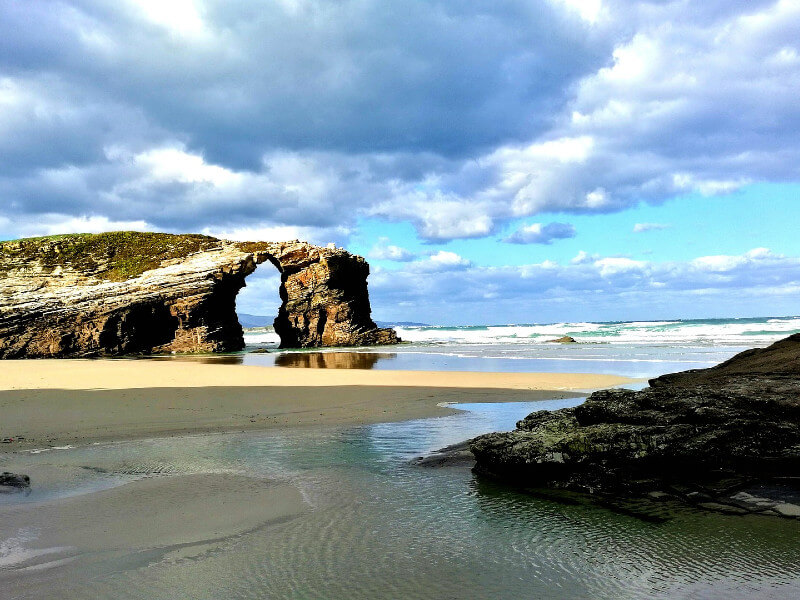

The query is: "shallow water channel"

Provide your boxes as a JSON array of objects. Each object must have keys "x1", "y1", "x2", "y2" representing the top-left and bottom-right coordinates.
[{"x1": 3, "y1": 399, "x2": 800, "y2": 599}]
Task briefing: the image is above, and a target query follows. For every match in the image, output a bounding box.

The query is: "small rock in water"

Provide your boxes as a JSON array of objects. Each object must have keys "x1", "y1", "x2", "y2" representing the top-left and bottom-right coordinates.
[
  {"x1": 696, "y1": 502, "x2": 749, "y2": 515},
  {"x1": 0, "y1": 471, "x2": 31, "y2": 492},
  {"x1": 545, "y1": 336, "x2": 577, "y2": 343}
]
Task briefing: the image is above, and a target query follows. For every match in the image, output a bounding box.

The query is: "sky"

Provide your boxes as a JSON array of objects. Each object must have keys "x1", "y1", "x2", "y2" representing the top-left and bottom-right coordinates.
[{"x1": 1, "y1": 0, "x2": 799, "y2": 324}]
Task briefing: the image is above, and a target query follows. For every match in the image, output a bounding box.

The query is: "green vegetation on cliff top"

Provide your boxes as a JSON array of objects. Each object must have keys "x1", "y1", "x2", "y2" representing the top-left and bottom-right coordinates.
[{"x1": 0, "y1": 231, "x2": 221, "y2": 281}]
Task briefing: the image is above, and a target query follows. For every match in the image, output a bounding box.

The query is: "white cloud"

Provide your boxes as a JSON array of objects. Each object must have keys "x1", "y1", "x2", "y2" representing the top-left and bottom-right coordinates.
[
  {"x1": 368, "y1": 238, "x2": 415, "y2": 262},
  {"x1": 5, "y1": 215, "x2": 152, "y2": 238},
  {"x1": 584, "y1": 188, "x2": 609, "y2": 208},
  {"x1": 746, "y1": 247, "x2": 774, "y2": 259},
  {"x1": 594, "y1": 257, "x2": 646, "y2": 277},
  {"x1": 549, "y1": 0, "x2": 603, "y2": 24},
  {"x1": 366, "y1": 247, "x2": 800, "y2": 323},
  {"x1": 504, "y1": 222, "x2": 576, "y2": 244},
  {"x1": 411, "y1": 250, "x2": 471, "y2": 272},
  {"x1": 127, "y1": 0, "x2": 209, "y2": 39},
  {"x1": 130, "y1": 146, "x2": 241, "y2": 186},
  {"x1": 672, "y1": 174, "x2": 751, "y2": 196},
  {"x1": 428, "y1": 251, "x2": 470, "y2": 267},
  {"x1": 633, "y1": 222, "x2": 670, "y2": 233},
  {"x1": 598, "y1": 33, "x2": 656, "y2": 83},
  {"x1": 371, "y1": 196, "x2": 494, "y2": 240},
  {"x1": 691, "y1": 255, "x2": 746, "y2": 273},
  {"x1": 570, "y1": 250, "x2": 597, "y2": 265},
  {"x1": 200, "y1": 224, "x2": 351, "y2": 246},
  {"x1": 691, "y1": 248, "x2": 778, "y2": 273}
]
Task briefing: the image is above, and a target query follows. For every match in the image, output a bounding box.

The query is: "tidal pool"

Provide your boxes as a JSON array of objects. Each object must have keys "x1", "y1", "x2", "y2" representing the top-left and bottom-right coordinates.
[{"x1": 2, "y1": 399, "x2": 799, "y2": 599}]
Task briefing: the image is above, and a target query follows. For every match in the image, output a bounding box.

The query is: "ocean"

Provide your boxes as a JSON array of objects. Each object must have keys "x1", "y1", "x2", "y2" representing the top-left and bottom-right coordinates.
[{"x1": 242, "y1": 315, "x2": 800, "y2": 379}]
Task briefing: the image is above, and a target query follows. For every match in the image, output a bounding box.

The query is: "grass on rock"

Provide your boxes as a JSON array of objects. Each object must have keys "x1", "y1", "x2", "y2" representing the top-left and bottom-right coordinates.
[{"x1": 0, "y1": 231, "x2": 222, "y2": 281}]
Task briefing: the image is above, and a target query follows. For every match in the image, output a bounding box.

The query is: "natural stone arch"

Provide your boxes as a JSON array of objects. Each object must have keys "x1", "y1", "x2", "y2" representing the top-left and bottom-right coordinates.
[
  {"x1": 0, "y1": 232, "x2": 397, "y2": 358},
  {"x1": 243, "y1": 241, "x2": 398, "y2": 348}
]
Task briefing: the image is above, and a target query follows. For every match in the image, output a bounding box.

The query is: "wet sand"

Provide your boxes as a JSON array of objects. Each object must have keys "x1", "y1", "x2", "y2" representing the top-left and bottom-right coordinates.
[
  {"x1": 0, "y1": 473, "x2": 307, "y2": 595},
  {"x1": 0, "y1": 358, "x2": 632, "y2": 451},
  {"x1": 0, "y1": 359, "x2": 632, "y2": 597}
]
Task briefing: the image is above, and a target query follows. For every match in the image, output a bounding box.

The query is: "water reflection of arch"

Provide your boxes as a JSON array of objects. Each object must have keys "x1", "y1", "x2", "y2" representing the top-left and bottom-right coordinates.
[{"x1": 274, "y1": 351, "x2": 396, "y2": 369}]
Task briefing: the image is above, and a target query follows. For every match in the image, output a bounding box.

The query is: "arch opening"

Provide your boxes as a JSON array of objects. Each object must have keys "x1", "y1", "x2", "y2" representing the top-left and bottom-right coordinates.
[{"x1": 235, "y1": 260, "x2": 282, "y2": 349}]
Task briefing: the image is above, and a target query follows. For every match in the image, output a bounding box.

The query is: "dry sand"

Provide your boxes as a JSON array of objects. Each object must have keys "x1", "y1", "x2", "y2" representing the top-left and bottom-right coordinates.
[{"x1": 0, "y1": 358, "x2": 632, "y2": 450}]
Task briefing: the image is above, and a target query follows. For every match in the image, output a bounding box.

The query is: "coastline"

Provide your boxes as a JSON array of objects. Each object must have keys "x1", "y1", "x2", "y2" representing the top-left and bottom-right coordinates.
[{"x1": 0, "y1": 358, "x2": 632, "y2": 451}]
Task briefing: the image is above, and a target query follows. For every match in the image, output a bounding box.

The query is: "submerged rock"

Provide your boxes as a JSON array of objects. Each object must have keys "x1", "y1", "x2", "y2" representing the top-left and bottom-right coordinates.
[
  {"x1": 470, "y1": 334, "x2": 800, "y2": 517},
  {"x1": 412, "y1": 441, "x2": 476, "y2": 468},
  {"x1": 0, "y1": 232, "x2": 398, "y2": 357}
]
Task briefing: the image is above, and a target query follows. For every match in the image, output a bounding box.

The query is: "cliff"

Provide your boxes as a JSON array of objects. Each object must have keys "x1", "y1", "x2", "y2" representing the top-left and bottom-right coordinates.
[
  {"x1": 471, "y1": 335, "x2": 800, "y2": 517},
  {"x1": 0, "y1": 232, "x2": 398, "y2": 358}
]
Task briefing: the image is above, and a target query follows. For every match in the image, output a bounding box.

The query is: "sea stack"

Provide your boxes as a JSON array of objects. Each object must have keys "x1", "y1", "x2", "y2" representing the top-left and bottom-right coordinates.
[{"x1": 0, "y1": 232, "x2": 398, "y2": 358}]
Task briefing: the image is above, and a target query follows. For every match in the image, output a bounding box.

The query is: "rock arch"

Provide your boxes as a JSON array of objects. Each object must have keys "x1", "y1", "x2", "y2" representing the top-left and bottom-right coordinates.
[
  {"x1": 245, "y1": 240, "x2": 398, "y2": 348},
  {"x1": 0, "y1": 233, "x2": 398, "y2": 358}
]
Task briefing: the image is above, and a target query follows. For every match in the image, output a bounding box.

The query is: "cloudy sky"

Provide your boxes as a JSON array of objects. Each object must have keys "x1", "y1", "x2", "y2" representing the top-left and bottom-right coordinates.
[{"x1": 2, "y1": 0, "x2": 799, "y2": 324}]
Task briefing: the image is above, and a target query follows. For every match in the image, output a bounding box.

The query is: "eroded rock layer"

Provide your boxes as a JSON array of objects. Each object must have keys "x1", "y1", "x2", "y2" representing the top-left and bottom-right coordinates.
[
  {"x1": 471, "y1": 334, "x2": 800, "y2": 516},
  {"x1": 0, "y1": 232, "x2": 397, "y2": 357}
]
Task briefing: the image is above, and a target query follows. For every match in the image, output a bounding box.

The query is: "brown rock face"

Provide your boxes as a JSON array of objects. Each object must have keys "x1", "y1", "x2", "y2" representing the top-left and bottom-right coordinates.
[
  {"x1": 0, "y1": 232, "x2": 398, "y2": 358},
  {"x1": 272, "y1": 246, "x2": 398, "y2": 348}
]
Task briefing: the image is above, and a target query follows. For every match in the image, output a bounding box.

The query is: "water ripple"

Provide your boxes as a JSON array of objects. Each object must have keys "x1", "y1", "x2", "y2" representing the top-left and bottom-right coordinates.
[{"x1": 4, "y1": 401, "x2": 800, "y2": 599}]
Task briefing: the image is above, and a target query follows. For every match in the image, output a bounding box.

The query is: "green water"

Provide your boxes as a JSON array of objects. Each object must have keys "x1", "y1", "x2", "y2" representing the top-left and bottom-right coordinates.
[{"x1": 3, "y1": 400, "x2": 799, "y2": 599}]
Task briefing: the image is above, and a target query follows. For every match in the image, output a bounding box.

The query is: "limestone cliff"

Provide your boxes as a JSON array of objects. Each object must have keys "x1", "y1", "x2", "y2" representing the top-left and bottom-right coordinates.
[{"x1": 0, "y1": 232, "x2": 398, "y2": 358}]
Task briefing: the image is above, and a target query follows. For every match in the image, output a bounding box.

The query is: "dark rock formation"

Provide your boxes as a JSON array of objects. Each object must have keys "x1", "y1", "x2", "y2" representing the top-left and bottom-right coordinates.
[
  {"x1": 652, "y1": 332, "x2": 800, "y2": 386},
  {"x1": 471, "y1": 334, "x2": 800, "y2": 517},
  {"x1": 0, "y1": 232, "x2": 397, "y2": 358},
  {"x1": 0, "y1": 471, "x2": 30, "y2": 492}
]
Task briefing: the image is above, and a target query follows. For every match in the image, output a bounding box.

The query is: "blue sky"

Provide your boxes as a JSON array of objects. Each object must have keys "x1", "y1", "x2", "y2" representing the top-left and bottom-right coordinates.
[{"x1": 1, "y1": 1, "x2": 799, "y2": 324}]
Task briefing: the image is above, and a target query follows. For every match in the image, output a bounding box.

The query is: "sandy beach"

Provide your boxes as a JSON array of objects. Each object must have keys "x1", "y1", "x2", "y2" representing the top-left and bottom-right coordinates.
[
  {"x1": 0, "y1": 358, "x2": 632, "y2": 595},
  {"x1": 0, "y1": 358, "x2": 632, "y2": 451},
  {"x1": 0, "y1": 473, "x2": 306, "y2": 560},
  {"x1": 0, "y1": 472, "x2": 309, "y2": 597}
]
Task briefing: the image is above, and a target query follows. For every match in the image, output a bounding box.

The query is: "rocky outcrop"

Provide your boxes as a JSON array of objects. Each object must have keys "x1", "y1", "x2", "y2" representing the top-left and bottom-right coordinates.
[
  {"x1": 651, "y1": 332, "x2": 800, "y2": 386},
  {"x1": 0, "y1": 232, "x2": 397, "y2": 358},
  {"x1": 471, "y1": 334, "x2": 800, "y2": 516},
  {"x1": 0, "y1": 472, "x2": 30, "y2": 492}
]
